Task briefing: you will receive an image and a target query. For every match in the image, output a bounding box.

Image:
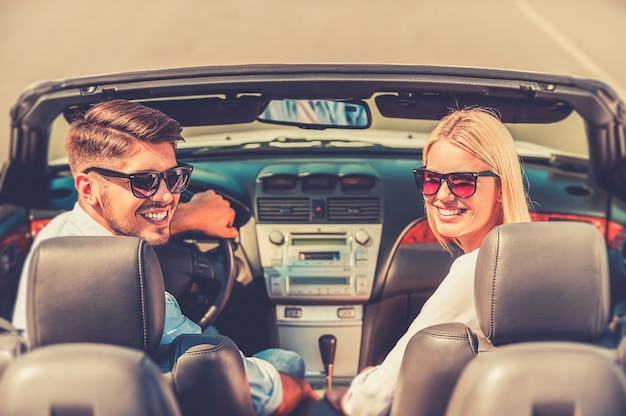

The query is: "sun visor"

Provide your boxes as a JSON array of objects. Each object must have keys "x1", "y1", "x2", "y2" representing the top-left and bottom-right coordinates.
[
  {"x1": 375, "y1": 94, "x2": 573, "y2": 124},
  {"x1": 141, "y1": 96, "x2": 262, "y2": 126},
  {"x1": 63, "y1": 96, "x2": 263, "y2": 127}
]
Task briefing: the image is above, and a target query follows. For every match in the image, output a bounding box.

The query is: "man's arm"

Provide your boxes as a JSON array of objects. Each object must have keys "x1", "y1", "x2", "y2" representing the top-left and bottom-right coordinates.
[
  {"x1": 170, "y1": 190, "x2": 239, "y2": 238},
  {"x1": 270, "y1": 372, "x2": 319, "y2": 416}
]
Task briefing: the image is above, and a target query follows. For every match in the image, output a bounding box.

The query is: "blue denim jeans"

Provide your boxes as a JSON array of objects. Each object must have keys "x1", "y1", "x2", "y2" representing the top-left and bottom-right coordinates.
[
  {"x1": 254, "y1": 348, "x2": 306, "y2": 379},
  {"x1": 204, "y1": 325, "x2": 306, "y2": 379}
]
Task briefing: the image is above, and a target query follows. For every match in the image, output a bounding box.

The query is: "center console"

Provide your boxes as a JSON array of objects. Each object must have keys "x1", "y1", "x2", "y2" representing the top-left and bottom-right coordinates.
[
  {"x1": 257, "y1": 224, "x2": 382, "y2": 383},
  {"x1": 257, "y1": 224, "x2": 381, "y2": 302},
  {"x1": 254, "y1": 162, "x2": 384, "y2": 384}
]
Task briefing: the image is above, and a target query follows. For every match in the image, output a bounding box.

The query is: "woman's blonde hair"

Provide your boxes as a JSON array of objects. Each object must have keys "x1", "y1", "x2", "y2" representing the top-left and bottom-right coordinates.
[{"x1": 422, "y1": 107, "x2": 533, "y2": 251}]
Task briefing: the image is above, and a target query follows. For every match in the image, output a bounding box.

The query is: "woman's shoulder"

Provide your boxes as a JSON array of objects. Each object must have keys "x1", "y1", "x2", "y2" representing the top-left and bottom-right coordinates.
[{"x1": 449, "y1": 248, "x2": 480, "y2": 272}]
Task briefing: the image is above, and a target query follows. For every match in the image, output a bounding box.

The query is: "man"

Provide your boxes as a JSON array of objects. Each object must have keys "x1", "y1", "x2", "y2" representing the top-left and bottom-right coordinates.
[{"x1": 12, "y1": 99, "x2": 316, "y2": 416}]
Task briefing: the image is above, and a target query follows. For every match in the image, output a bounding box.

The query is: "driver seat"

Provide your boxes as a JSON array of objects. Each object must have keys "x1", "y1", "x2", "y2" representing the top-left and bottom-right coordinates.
[{"x1": 24, "y1": 235, "x2": 256, "y2": 416}]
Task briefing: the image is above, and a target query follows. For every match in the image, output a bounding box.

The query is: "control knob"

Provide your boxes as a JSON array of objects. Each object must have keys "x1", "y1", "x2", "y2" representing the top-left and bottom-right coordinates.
[
  {"x1": 269, "y1": 230, "x2": 285, "y2": 246},
  {"x1": 354, "y1": 229, "x2": 371, "y2": 246}
]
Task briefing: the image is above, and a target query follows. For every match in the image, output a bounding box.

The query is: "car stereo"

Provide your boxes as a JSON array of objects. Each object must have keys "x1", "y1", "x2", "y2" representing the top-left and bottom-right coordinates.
[{"x1": 256, "y1": 224, "x2": 382, "y2": 301}]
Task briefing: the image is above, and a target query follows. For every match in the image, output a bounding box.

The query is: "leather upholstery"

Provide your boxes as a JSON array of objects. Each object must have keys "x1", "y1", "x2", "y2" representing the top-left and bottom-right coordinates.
[
  {"x1": 0, "y1": 343, "x2": 182, "y2": 416},
  {"x1": 447, "y1": 342, "x2": 626, "y2": 416},
  {"x1": 163, "y1": 333, "x2": 256, "y2": 416},
  {"x1": 391, "y1": 221, "x2": 611, "y2": 416},
  {"x1": 27, "y1": 236, "x2": 165, "y2": 355},
  {"x1": 391, "y1": 322, "x2": 480, "y2": 416},
  {"x1": 23, "y1": 235, "x2": 255, "y2": 416},
  {"x1": 475, "y1": 221, "x2": 610, "y2": 345}
]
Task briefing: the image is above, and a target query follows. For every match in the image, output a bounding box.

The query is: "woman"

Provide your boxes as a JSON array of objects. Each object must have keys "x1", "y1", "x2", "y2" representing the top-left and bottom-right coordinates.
[{"x1": 332, "y1": 107, "x2": 533, "y2": 415}]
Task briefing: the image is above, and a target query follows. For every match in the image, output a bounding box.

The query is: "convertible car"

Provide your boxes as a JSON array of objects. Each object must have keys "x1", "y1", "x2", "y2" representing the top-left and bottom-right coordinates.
[{"x1": 1, "y1": 64, "x2": 626, "y2": 414}]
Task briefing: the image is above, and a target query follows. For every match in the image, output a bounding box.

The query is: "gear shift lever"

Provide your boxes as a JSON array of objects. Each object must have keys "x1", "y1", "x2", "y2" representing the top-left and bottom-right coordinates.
[{"x1": 319, "y1": 334, "x2": 337, "y2": 390}]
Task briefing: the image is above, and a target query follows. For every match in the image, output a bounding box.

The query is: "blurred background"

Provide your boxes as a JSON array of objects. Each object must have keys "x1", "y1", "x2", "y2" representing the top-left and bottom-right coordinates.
[{"x1": 1, "y1": 0, "x2": 625, "y2": 165}]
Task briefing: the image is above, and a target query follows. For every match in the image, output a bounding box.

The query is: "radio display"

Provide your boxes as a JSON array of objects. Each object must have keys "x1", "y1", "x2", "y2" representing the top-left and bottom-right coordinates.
[
  {"x1": 291, "y1": 237, "x2": 347, "y2": 246},
  {"x1": 289, "y1": 277, "x2": 350, "y2": 285}
]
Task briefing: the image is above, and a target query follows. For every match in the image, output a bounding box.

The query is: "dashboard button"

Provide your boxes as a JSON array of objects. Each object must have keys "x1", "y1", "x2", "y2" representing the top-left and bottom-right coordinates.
[
  {"x1": 312, "y1": 199, "x2": 326, "y2": 219},
  {"x1": 337, "y1": 307, "x2": 356, "y2": 318},
  {"x1": 284, "y1": 307, "x2": 303, "y2": 318}
]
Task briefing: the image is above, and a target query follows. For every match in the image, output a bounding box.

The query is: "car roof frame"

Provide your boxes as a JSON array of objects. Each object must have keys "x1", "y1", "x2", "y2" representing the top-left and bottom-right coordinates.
[{"x1": 3, "y1": 64, "x2": 626, "y2": 205}]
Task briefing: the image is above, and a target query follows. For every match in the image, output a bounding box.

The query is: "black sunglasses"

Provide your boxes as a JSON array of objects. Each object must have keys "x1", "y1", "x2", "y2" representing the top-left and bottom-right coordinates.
[
  {"x1": 413, "y1": 167, "x2": 498, "y2": 198},
  {"x1": 84, "y1": 163, "x2": 193, "y2": 199}
]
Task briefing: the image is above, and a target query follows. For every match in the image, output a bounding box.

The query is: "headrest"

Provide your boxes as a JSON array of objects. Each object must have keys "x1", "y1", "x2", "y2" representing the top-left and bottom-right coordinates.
[
  {"x1": 0, "y1": 343, "x2": 181, "y2": 416},
  {"x1": 27, "y1": 236, "x2": 165, "y2": 355},
  {"x1": 164, "y1": 333, "x2": 257, "y2": 416},
  {"x1": 475, "y1": 221, "x2": 610, "y2": 345},
  {"x1": 446, "y1": 342, "x2": 626, "y2": 416}
]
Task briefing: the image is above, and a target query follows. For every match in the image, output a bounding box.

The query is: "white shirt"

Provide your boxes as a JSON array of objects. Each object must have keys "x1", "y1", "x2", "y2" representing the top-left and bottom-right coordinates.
[
  {"x1": 12, "y1": 202, "x2": 282, "y2": 415},
  {"x1": 343, "y1": 249, "x2": 484, "y2": 416}
]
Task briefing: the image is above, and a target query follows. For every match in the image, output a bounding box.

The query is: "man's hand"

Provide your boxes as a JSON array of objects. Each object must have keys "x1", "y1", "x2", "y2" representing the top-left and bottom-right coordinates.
[
  {"x1": 271, "y1": 373, "x2": 319, "y2": 416},
  {"x1": 171, "y1": 190, "x2": 239, "y2": 238}
]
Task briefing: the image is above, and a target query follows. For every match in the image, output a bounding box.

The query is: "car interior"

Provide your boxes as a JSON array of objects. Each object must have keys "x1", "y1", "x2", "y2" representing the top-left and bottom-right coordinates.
[{"x1": 1, "y1": 64, "x2": 626, "y2": 414}]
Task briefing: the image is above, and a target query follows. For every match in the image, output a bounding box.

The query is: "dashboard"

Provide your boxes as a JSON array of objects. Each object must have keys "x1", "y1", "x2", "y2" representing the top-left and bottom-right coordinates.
[
  {"x1": 255, "y1": 162, "x2": 383, "y2": 303},
  {"x1": 46, "y1": 152, "x2": 621, "y2": 384}
]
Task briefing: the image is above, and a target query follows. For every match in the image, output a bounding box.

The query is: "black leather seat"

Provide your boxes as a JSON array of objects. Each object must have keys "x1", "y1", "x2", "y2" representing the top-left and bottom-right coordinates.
[
  {"x1": 0, "y1": 343, "x2": 182, "y2": 416},
  {"x1": 27, "y1": 236, "x2": 165, "y2": 352},
  {"x1": 446, "y1": 342, "x2": 626, "y2": 416},
  {"x1": 391, "y1": 221, "x2": 612, "y2": 416},
  {"x1": 24, "y1": 235, "x2": 255, "y2": 416}
]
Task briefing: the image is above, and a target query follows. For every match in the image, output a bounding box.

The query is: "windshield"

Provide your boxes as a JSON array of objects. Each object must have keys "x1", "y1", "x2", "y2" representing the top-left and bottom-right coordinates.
[{"x1": 47, "y1": 99, "x2": 588, "y2": 165}]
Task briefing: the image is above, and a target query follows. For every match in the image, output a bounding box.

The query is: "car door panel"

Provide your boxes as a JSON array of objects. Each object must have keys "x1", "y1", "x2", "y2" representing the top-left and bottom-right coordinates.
[{"x1": 0, "y1": 204, "x2": 30, "y2": 320}]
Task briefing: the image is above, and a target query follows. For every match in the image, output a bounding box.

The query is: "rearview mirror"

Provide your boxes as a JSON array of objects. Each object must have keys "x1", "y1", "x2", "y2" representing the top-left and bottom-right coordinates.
[{"x1": 258, "y1": 99, "x2": 371, "y2": 129}]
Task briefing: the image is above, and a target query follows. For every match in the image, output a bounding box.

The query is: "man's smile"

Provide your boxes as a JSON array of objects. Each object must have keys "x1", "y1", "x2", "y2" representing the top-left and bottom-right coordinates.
[
  {"x1": 138, "y1": 203, "x2": 174, "y2": 224},
  {"x1": 141, "y1": 211, "x2": 168, "y2": 222}
]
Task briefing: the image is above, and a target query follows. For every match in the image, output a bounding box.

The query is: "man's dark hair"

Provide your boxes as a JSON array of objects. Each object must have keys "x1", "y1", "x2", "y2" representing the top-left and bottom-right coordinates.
[{"x1": 66, "y1": 99, "x2": 184, "y2": 173}]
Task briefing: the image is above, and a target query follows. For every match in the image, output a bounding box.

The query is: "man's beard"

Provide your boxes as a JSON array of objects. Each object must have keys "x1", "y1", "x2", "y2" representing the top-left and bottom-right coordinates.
[{"x1": 101, "y1": 193, "x2": 171, "y2": 246}]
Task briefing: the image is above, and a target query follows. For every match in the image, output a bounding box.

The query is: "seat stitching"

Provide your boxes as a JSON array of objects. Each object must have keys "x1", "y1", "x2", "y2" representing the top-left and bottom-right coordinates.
[
  {"x1": 593, "y1": 232, "x2": 605, "y2": 333},
  {"x1": 31, "y1": 247, "x2": 42, "y2": 347},
  {"x1": 490, "y1": 228, "x2": 501, "y2": 340},
  {"x1": 178, "y1": 338, "x2": 229, "y2": 356},
  {"x1": 420, "y1": 333, "x2": 480, "y2": 358},
  {"x1": 421, "y1": 333, "x2": 469, "y2": 342},
  {"x1": 137, "y1": 240, "x2": 148, "y2": 350}
]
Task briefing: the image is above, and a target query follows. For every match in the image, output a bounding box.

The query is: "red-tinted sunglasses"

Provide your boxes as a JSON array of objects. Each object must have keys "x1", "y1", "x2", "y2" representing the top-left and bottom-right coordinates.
[{"x1": 413, "y1": 167, "x2": 498, "y2": 198}]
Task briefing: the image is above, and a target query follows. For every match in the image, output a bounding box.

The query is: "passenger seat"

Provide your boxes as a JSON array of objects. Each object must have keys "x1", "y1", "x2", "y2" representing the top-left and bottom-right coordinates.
[
  {"x1": 447, "y1": 342, "x2": 626, "y2": 416},
  {"x1": 391, "y1": 221, "x2": 612, "y2": 416}
]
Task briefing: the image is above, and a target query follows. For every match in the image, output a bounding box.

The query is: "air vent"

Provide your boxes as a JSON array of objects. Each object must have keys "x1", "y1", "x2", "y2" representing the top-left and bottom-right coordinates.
[
  {"x1": 327, "y1": 198, "x2": 380, "y2": 222},
  {"x1": 257, "y1": 198, "x2": 311, "y2": 222}
]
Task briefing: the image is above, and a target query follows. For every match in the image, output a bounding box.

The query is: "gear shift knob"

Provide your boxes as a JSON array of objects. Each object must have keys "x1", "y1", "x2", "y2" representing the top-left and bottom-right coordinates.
[{"x1": 319, "y1": 334, "x2": 337, "y2": 390}]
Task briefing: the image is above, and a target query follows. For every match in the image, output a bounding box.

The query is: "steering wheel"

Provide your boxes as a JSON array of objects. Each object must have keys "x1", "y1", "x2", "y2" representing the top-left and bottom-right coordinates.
[{"x1": 154, "y1": 236, "x2": 236, "y2": 330}]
